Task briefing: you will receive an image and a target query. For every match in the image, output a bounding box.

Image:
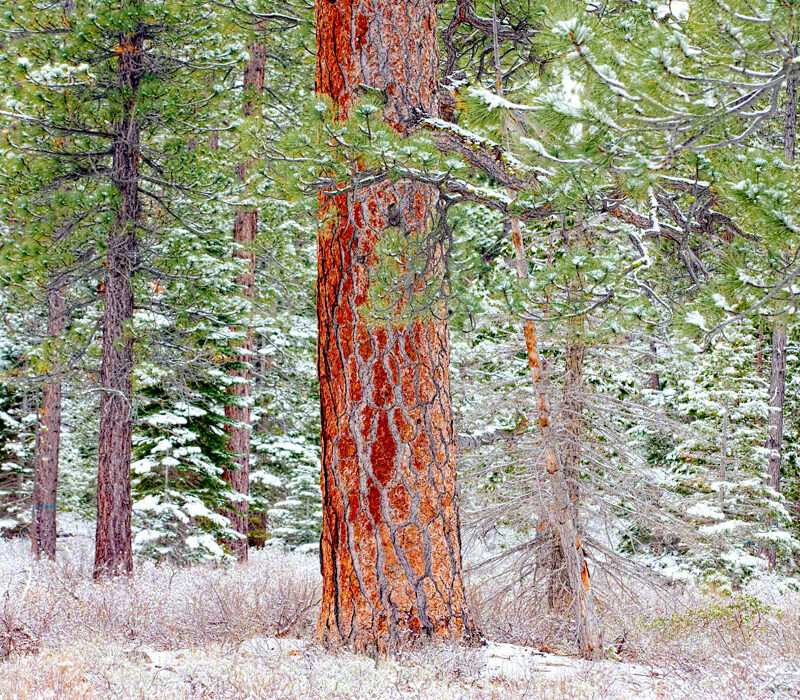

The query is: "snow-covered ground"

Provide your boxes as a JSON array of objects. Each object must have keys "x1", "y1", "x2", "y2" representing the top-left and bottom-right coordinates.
[{"x1": 1, "y1": 526, "x2": 798, "y2": 698}]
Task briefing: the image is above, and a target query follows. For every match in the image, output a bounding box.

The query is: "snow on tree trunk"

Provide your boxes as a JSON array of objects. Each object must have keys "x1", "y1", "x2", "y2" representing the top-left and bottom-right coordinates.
[
  {"x1": 94, "y1": 29, "x2": 142, "y2": 579},
  {"x1": 315, "y1": 0, "x2": 475, "y2": 652},
  {"x1": 30, "y1": 284, "x2": 66, "y2": 560},
  {"x1": 222, "y1": 41, "x2": 265, "y2": 563}
]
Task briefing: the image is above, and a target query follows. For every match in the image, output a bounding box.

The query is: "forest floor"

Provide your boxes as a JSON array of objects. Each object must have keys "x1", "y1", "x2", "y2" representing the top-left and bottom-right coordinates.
[{"x1": 1, "y1": 522, "x2": 798, "y2": 699}]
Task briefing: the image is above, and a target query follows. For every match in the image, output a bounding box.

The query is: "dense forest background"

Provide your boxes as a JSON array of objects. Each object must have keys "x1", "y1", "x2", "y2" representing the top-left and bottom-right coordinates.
[{"x1": 1, "y1": 0, "x2": 800, "y2": 691}]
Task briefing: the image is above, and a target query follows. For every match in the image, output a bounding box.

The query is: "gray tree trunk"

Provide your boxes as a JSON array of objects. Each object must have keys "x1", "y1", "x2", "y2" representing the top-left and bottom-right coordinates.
[{"x1": 766, "y1": 324, "x2": 787, "y2": 494}]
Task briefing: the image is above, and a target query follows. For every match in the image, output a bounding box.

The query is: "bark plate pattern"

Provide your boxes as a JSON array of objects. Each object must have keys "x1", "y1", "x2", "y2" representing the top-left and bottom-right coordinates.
[{"x1": 315, "y1": 0, "x2": 474, "y2": 651}]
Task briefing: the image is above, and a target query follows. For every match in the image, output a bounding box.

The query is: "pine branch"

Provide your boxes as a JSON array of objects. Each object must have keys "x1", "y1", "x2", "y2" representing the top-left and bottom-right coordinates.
[
  {"x1": 420, "y1": 117, "x2": 549, "y2": 191},
  {"x1": 458, "y1": 413, "x2": 529, "y2": 451}
]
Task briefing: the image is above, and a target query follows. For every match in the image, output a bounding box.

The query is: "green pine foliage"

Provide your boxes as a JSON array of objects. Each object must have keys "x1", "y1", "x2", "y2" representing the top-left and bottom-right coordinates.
[
  {"x1": 0, "y1": 0, "x2": 798, "y2": 589},
  {"x1": 131, "y1": 380, "x2": 236, "y2": 562},
  {"x1": 649, "y1": 322, "x2": 798, "y2": 584},
  {"x1": 0, "y1": 305, "x2": 36, "y2": 536},
  {"x1": 0, "y1": 0, "x2": 252, "y2": 559}
]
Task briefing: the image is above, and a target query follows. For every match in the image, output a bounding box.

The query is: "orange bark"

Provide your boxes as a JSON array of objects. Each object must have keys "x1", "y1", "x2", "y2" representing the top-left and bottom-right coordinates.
[{"x1": 315, "y1": 0, "x2": 474, "y2": 652}]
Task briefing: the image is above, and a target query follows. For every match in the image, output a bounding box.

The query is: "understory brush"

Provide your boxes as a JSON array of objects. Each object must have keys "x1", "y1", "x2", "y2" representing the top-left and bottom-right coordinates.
[{"x1": 0, "y1": 531, "x2": 798, "y2": 698}]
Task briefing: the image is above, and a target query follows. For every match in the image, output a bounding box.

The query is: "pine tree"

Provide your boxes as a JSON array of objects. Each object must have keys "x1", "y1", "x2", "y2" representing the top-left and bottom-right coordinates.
[
  {"x1": 0, "y1": 301, "x2": 37, "y2": 537},
  {"x1": 653, "y1": 321, "x2": 799, "y2": 583},
  {"x1": 249, "y1": 198, "x2": 322, "y2": 551},
  {"x1": 1, "y1": 0, "x2": 243, "y2": 575},
  {"x1": 128, "y1": 213, "x2": 245, "y2": 563},
  {"x1": 219, "y1": 39, "x2": 265, "y2": 564},
  {"x1": 29, "y1": 284, "x2": 67, "y2": 559},
  {"x1": 314, "y1": 0, "x2": 476, "y2": 651},
  {"x1": 131, "y1": 380, "x2": 236, "y2": 563}
]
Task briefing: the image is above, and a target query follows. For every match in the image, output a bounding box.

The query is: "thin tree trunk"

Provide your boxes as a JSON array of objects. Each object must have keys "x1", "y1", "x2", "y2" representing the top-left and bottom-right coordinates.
[
  {"x1": 718, "y1": 399, "x2": 729, "y2": 513},
  {"x1": 221, "y1": 41, "x2": 265, "y2": 563},
  {"x1": 490, "y1": 10, "x2": 599, "y2": 651},
  {"x1": 784, "y1": 70, "x2": 796, "y2": 164},
  {"x1": 510, "y1": 227, "x2": 602, "y2": 659},
  {"x1": 767, "y1": 67, "x2": 799, "y2": 492},
  {"x1": 30, "y1": 284, "x2": 67, "y2": 560},
  {"x1": 491, "y1": 10, "x2": 570, "y2": 624},
  {"x1": 649, "y1": 340, "x2": 661, "y2": 391},
  {"x1": 315, "y1": 0, "x2": 474, "y2": 652},
  {"x1": 763, "y1": 324, "x2": 786, "y2": 569},
  {"x1": 562, "y1": 329, "x2": 585, "y2": 506},
  {"x1": 761, "y1": 68, "x2": 798, "y2": 567},
  {"x1": 756, "y1": 322, "x2": 764, "y2": 377},
  {"x1": 766, "y1": 324, "x2": 787, "y2": 494},
  {"x1": 94, "y1": 26, "x2": 142, "y2": 579},
  {"x1": 221, "y1": 208, "x2": 255, "y2": 561},
  {"x1": 30, "y1": 0, "x2": 77, "y2": 566},
  {"x1": 547, "y1": 322, "x2": 585, "y2": 609}
]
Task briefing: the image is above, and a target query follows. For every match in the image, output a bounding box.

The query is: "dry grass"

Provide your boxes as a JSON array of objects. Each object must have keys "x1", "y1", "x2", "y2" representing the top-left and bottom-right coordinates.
[
  {"x1": 0, "y1": 533, "x2": 319, "y2": 654},
  {"x1": 466, "y1": 564, "x2": 800, "y2": 698},
  {"x1": 0, "y1": 528, "x2": 798, "y2": 698}
]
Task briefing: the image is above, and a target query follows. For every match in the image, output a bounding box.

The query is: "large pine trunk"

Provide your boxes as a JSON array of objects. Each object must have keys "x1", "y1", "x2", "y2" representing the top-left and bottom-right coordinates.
[
  {"x1": 94, "y1": 30, "x2": 142, "y2": 579},
  {"x1": 221, "y1": 42, "x2": 265, "y2": 562},
  {"x1": 30, "y1": 284, "x2": 67, "y2": 560},
  {"x1": 315, "y1": 0, "x2": 474, "y2": 652}
]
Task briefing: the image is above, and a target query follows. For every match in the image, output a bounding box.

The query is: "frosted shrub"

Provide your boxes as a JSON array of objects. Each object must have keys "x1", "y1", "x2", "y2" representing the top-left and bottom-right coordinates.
[
  {"x1": 0, "y1": 532, "x2": 799, "y2": 698},
  {"x1": 0, "y1": 534, "x2": 319, "y2": 656},
  {"x1": 649, "y1": 594, "x2": 775, "y2": 647}
]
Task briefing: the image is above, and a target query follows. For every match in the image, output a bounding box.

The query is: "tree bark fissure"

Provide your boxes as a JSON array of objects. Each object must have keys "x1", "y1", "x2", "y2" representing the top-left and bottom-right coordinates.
[
  {"x1": 316, "y1": 0, "x2": 474, "y2": 652},
  {"x1": 94, "y1": 25, "x2": 143, "y2": 579}
]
